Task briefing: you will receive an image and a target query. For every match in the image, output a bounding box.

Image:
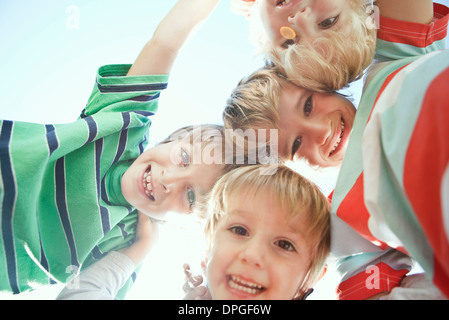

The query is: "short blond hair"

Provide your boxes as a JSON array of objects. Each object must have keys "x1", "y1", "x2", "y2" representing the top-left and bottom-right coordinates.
[
  {"x1": 250, "y1": 0, "x2": 377, "y2": 92},
  {"x1": 223, "y1": 67, "x2": 285, "y2": 140},
  {"x1": 223, "y1": 67, "x2": 283, "y2": 129},
  {"x1": 203, "y1": 164, "x2": 331, "y2": 299}
]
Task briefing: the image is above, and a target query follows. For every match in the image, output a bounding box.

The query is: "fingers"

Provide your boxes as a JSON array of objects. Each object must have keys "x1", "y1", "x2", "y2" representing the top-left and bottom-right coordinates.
[
  {"x1": 183, "y1": 263, "x2": 203, "y2": 289},
  {"x1": 182, "y1": 263, "x2": 211, "y2": 300},
  {"x1": 183, "y1": 286, "x2": 211, "y2": 300}
]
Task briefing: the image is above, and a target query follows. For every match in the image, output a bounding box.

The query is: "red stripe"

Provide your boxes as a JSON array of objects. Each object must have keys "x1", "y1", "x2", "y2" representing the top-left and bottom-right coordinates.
[
  {"x1": 337, "y1": 262, "x2": 408, "y2": 300},
  {"x1": 377, "y1": 3, "x2": 449, "y2": 48},
  {"x1": 336, "y1": 64, "x2": 411, "y2": 247},
  {"x1": 403, "y1": 66, "x2": 449, "y2": 299},
  {"x1": 336, "y1": 174, "x2": 390, "y2": 250}
]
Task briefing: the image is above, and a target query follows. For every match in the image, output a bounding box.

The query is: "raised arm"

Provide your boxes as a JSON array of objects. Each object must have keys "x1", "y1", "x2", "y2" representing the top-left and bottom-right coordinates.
[
  {"x1": 375, "y1": 0, "x2": 434, "y2": 25},
  {"x1": 127, "y1": 0, "x2": 221, "y2": 76}
]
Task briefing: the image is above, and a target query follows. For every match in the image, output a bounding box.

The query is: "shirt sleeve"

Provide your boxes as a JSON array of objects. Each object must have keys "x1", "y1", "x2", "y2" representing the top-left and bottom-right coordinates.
[
  {"x1": 56, "y1": 251, "x2": 136, "y2": 300},
  {"x1": 378, "y1": 273, "x2": 446, "y2": 300},
  {"x1": 331, "y1": 215, "x2": 413, "y2": 300},
  {"x1": 375, "y1": 3, "x2": 449, "y2": 62},
  {"x1": 82, "y1": 64, "x2": 169, "y2": 117}
]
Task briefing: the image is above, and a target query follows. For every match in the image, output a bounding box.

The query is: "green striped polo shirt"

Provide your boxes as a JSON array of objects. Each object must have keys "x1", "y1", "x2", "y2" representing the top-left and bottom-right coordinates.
[{"x1": 0, "y1": 64, "x2": 169, "y2": 297}]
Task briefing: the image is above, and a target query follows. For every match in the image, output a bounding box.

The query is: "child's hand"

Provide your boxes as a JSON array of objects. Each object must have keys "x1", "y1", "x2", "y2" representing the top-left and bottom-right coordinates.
[
  {"x1": 134, "y1": 211, "x2": 159, "y2": 250},
  {"x1": 183, "y1": 263, "x2": 212, "y2": 300},
  {"x1": 183, "y1": 285, "x2": 211, "y2": 300},
  {"x1": 119, "y1": 211, "x2": 160, "y2": 265}
]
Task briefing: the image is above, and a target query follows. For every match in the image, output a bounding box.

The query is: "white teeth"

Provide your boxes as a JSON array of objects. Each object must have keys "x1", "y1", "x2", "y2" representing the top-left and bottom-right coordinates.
[
  {"x1": 330, "y1": 120, "x2": 345, "y2": 156},
  {"x1": 228, "y1": 275, "x2": 264, "y2": 295},
  {"x1": 143, "y1": 170, "x2": 154, "y2": 200}
]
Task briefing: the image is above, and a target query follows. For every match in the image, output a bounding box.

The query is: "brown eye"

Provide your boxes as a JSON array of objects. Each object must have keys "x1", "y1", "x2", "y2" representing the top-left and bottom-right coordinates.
[
  {"x1": 275, "y1": 239, "x2": 296, "y2": 252},
  {"x1": 318, "y1": 15, "x2": 339, "y2": 29},
  {"x1": 229, "y1": 226, "x2": 248, "y2": 236},
  {"x1": 291, "y1": 138, "x2": 301, "y2": 159},
  {"x1": 304, "y1": 95, "x2": 313, "y2": 115}
]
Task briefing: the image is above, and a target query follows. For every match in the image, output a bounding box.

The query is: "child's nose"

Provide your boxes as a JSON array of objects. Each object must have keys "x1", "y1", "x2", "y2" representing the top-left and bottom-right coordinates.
[
  {"x1": 288, "y1": 6, "x2": 311, "y2": 29},
  {"x1": 307, "y1": 119, "x2": 331, "y2": 146},
  {"x1": 239, "y1": 239, "x2": 265, "y2": 268},
  {"x1": 160, "y1": 167, "x2": 186, "y2": 193}
]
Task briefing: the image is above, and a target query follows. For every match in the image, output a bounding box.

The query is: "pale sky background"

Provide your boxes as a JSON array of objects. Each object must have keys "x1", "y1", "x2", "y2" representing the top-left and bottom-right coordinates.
[{"x1": 0, "y1": 0, "x2": 448, "y2": 300}]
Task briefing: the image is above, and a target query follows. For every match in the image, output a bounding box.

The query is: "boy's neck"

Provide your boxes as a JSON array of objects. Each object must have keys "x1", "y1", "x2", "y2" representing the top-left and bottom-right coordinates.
[{"x1": 106, "y1": 161, "x2": 132, "y2": 207}]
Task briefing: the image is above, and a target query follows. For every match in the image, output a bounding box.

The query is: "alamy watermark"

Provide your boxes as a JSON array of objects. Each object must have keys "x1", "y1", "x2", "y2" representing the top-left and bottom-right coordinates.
[
  {"x1": 65, "y1": 5, "x2": 81, "y2": 30},
  {"x1": 167, "y1": 125, "x2": 280, "y2": 175},
  {"x1": 65, "y1": 265, "x2": 80, "y2": 290}
]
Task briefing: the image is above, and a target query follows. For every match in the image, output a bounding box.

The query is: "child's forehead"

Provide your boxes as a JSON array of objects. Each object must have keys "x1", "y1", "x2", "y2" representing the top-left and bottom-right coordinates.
[
  {"x1": 226, "y1": 184, "x2": 306, "y2": 218},
  {"x1": 224, "y1": 188, "x2": 310, "y2": 234}
]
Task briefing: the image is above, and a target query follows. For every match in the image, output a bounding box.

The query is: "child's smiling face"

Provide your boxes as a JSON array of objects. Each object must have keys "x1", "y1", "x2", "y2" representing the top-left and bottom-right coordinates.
[
  {"x1": 121, "y1": 139, "x2": 221, "y2": 220},
  {"x1": 276, "y1": 81, "x2": 356, "y2": 167},
  {"x1": 206, "y1": 188, "x2": 312, "y2": 300},
  {"x1": 257, "y1": 0, "x2": 353, "y2": 48}
]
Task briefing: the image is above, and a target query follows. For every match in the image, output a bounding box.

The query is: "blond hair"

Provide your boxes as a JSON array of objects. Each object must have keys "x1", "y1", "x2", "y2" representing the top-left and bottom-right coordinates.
[
  {"x1": 250, "y1": 0, "x2": 377, "y2": 92},
  {"x1": 202, "y1": 164, "x2": 331, "y2": 299},
  {"x1": 223, "y1": 67, "x2": 285, "y2": 136}
]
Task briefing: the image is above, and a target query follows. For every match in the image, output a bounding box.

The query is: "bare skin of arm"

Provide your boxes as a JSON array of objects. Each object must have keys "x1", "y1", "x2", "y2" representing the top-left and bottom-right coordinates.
[
  {"x1": 375, "y1": 0, "x2": 434, "y2": 25},
  {"x1": 127, "y1": 0, "x2": 221, "y2": 76}
]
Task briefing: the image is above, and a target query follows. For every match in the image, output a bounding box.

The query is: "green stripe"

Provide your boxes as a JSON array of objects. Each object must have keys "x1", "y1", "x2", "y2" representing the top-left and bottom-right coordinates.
[{"x1": 375, "y1": 38, "x2": 447, "y2": 62}]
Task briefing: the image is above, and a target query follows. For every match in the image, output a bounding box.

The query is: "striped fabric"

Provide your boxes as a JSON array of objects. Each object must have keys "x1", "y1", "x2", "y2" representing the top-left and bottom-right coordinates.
[
  {"x1": 0, "y1": 64, "x2": 168, "y2": 297},
  {"x1": 331, "y1": 4, "x2": 449, "y2": 300}
]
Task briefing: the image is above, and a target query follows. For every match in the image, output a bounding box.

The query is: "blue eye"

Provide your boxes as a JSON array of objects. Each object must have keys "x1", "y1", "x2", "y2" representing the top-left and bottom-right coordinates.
[
  {"x1": 180, "y1": 148, "x2": 190, "y2": 167},
  {"x1": 187, "y1": 188, "x2": 195, "y2": 208}
]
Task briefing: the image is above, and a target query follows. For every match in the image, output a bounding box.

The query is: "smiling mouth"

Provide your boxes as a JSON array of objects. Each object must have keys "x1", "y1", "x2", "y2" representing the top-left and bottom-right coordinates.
[
  {"x1": 143, "y1": 166, "x2": 155, "y2": 201},
  {"x1": 329, "y1": 118, "x2": 345, "y2": 157},
  {"x1": 227, "y1": 275, "x2": 265, "y2": 295}
]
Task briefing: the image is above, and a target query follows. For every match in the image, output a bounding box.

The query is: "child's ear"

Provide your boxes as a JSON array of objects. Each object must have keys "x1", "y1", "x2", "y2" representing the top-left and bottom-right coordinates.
[
  {"x1": 201, "y1": 259, "x2": 207, "y2": 275},
  {"x1": 201, "y1": 251, "x2": 208, "y2": 275}
]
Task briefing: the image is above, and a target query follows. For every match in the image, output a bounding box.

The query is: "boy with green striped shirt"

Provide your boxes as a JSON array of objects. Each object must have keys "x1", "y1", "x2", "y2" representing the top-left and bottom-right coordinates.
[{"x1": 0, "y1": 0, "x2": 224, "y2": 299}]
